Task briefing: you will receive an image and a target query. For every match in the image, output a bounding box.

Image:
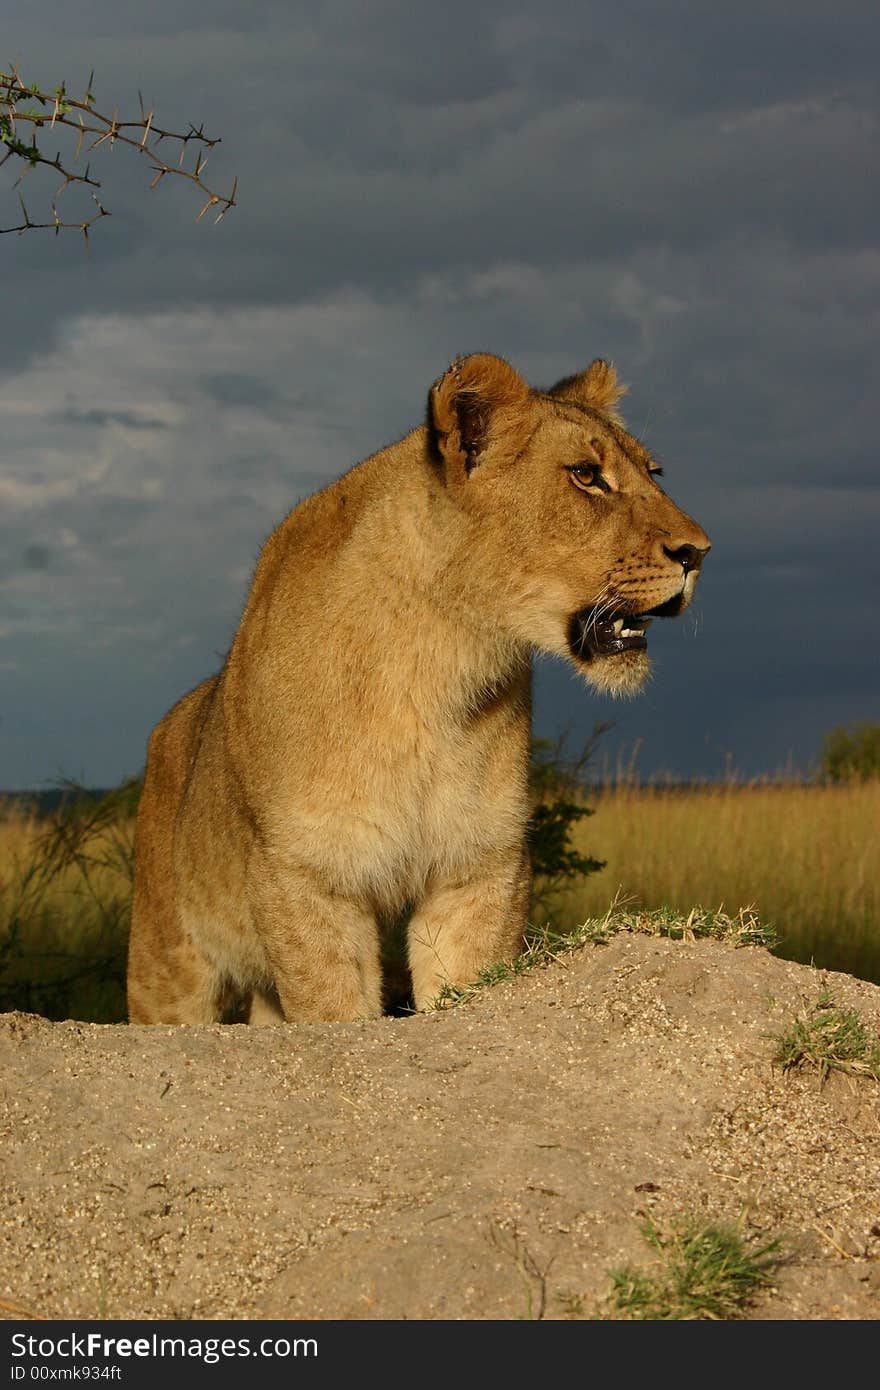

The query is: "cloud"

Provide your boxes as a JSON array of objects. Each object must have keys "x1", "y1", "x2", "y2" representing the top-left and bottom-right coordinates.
[
  {"x1": 23, "y1": 545, "x2": 50, "y2": 570},
  {"x1": 51, "y1": 407, "x2": 172, "y2": 429}
]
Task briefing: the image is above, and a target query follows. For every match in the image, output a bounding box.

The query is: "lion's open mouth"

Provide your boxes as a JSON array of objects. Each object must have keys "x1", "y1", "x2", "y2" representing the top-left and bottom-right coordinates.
[
  {"x1": 568, "y1": 610, "x2": 652, "y2": 661},
  {"x1": 568, "y1": 593, "x2": 689, "y2": 661}
]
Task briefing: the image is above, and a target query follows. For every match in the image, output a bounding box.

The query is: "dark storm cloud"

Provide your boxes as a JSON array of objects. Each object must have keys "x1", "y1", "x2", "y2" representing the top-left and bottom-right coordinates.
[
  {"x1": 23, "y1": 545, "x2": 50, "y2": 571},
  {"x1": 7, "y1": 2, "x2": 878, "y2": 336},
  {"x1": 1, "y1": 0, "x2": 878, "y2": 786},
  {"x1": 52, "y1": 407, "x2": 171, "y2": 430},
  {"x1": 200, "y1": 374, "x2": 286, "y2": 409}
]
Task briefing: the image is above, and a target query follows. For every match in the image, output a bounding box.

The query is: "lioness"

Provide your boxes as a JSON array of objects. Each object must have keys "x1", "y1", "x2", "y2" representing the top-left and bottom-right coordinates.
[{"x1": 127, "y1": 354, "x2": 709, "y2": 1025}]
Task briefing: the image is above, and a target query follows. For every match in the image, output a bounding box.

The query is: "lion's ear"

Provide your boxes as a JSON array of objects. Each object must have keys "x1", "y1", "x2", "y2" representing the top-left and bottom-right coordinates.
[
  {"x1": 548, "y1": 359, "x2": 628, "y2": 422},
  {"x1": 429, "y1": 353, "x2": 531, "y2": 479}
]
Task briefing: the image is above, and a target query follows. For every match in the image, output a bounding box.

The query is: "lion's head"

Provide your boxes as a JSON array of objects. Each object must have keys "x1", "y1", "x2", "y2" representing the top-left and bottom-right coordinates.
[{"x1": 429, "y1": 352, "x2": 710, "y2": 695}]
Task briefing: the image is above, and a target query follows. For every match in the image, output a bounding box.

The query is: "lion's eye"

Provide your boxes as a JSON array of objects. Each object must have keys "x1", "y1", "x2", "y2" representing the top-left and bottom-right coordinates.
[{"x1": 567, "y1": 463, "x2": 608, "y2": 492}]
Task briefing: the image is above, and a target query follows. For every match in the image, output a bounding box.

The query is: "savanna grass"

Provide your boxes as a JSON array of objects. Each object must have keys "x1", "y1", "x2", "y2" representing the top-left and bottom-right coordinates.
[
  {"x1": 0, "y1": 788, "x2": 136, "y2": 1022},
  {"x1": 555, "y1": 778, "x2": 880, "y2": 984}
]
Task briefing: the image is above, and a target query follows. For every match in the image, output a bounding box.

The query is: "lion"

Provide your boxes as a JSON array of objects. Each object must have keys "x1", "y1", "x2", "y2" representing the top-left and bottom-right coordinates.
[{"x1": 127, "y1": 353, "x2": 709, "y2": 1025}]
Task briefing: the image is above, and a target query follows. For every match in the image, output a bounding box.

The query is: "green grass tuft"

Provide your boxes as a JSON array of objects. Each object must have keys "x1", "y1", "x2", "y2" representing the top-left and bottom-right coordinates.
[
  {"x1": 605, "y1": 1216, "x2": 781, "y2": 1320},
  {"x1": 431, "y1": 904, "x2": 775, "y2": 1009},
  {"x1": 773, "y1": 992, "x2": 880, "y2": 1082}
]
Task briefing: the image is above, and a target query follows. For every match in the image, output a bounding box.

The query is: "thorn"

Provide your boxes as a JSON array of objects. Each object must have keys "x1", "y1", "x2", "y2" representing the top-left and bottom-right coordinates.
[{"x1": 140, "y1": 108, "x2": 154, "y2": 148}]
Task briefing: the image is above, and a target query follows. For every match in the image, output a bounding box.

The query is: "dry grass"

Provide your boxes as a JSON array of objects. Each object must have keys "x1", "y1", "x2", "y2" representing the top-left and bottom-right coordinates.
[
  {"x1": 549, "y1": 779, "x2": 880, "y2": 984},
  {"x1": 0, "y1": 797, "x2": 135, "y2": 1021},
  {"x1": 1, "y1": 776, "x2": 878, "y2": 1024}
]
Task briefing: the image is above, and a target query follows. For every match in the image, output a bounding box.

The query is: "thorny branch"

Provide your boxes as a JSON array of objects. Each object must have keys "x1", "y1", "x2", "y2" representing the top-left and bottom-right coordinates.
[{"x1": 1, "y1": 64, "x2": 237, "y2": 243}]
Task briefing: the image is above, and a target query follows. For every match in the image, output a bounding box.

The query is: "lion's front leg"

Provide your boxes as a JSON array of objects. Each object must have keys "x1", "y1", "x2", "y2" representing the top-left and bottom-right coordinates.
[
  {"x1": 249, "y1": 851, "x2": 383, "y2": 1022},
  {"x1": 407, "y1": 848, "x2": 531, "y2": 1011}
]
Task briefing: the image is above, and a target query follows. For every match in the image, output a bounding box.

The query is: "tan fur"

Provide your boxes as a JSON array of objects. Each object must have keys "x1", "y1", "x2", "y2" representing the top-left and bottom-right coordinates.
[{"x1": 127, "y1": 354, "x2": 709, "y2": 1024}]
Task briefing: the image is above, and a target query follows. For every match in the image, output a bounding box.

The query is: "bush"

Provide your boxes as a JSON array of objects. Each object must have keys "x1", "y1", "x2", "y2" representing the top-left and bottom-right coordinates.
[
  {"x1": 527, "y1": 725, "x2": 610, "y2": 910},
  {"x1": 820, "y1": 721, "x2": 880, "y2": 783}
]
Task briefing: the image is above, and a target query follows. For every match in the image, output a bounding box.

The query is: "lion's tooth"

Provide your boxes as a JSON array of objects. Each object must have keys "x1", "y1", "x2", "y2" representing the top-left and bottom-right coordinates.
[
  {"x1": 621, "y1": 626, "x2": 644, "y2": 637},
  {"x1": 613, "y1": 618, "x2": 624, "y2": 635}
]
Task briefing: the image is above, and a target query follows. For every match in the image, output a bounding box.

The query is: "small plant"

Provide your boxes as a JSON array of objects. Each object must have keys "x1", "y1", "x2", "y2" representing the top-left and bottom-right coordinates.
[
  {"x1": 489, "y1": 1222, "x2": 554, "y2": 1320},
  {"x1": 604, "y1": 1216, "x2": 781, "y2": 1320},
  {"x1": 554, "y1": 1288, "x2": 586, "y2": 1318},
  {"x1": 773, "y1": 991, "x2": 880, "y2": 1082}
]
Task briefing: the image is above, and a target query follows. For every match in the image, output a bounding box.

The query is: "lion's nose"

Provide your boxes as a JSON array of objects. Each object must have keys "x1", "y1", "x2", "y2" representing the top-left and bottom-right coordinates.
[{"x1": 663, "y1": 542, "x2": 710, "y2": 574}]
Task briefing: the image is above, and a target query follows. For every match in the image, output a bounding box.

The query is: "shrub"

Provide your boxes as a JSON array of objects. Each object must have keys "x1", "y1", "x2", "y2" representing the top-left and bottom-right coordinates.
[
  {"x1": 527, "y1": 725, "x2": 610, "y2": 910},
  {"x1": 820, "y1": 721, "x2": 880, "y2": 783}
]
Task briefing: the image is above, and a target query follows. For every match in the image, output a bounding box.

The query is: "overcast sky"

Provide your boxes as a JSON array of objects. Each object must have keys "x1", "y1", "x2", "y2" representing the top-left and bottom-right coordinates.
[{"x1": 2, "y1": 0, "x2": 878, "y2": 788}]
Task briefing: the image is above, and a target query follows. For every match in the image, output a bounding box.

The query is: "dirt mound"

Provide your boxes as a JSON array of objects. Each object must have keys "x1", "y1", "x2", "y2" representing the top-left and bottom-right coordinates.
[{"x1": 2, "y1": 934, "x2": 879, "y2": 1320}]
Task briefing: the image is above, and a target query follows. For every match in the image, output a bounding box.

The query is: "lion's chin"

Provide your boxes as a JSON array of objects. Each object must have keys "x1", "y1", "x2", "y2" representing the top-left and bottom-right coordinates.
[
  {"x1": 581, "y1": 650, "x2": 647, "y2": 695},
  {"x1": 577, "y1": 649, "x2": 652, "y2": 697}
]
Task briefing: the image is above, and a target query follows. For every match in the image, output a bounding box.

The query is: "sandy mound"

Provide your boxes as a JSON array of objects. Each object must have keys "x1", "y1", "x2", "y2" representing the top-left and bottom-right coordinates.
[{"x1": 2, "y1": 934, "x2": 879, "y2": 1320}]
